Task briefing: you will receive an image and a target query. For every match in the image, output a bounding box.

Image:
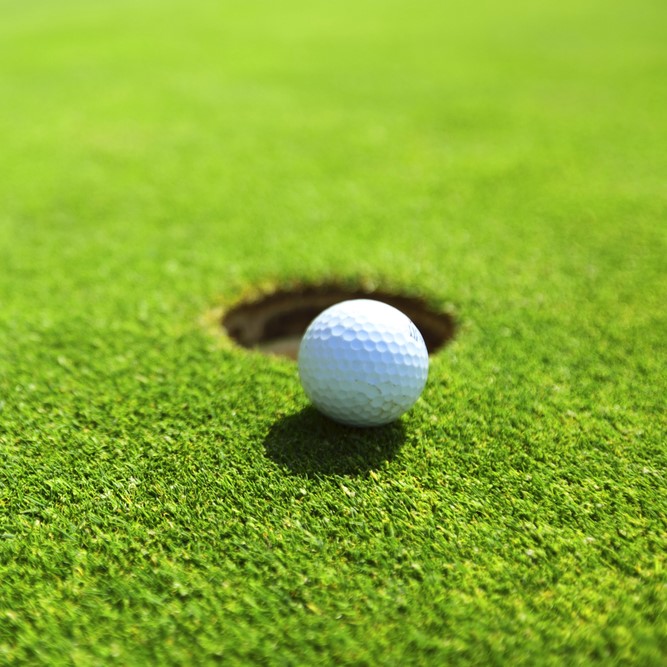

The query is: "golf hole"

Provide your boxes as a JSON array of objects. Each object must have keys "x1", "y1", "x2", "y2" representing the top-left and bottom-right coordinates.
[{"x1": 221, "y1": 284, "x2": 456, "y2": 359}]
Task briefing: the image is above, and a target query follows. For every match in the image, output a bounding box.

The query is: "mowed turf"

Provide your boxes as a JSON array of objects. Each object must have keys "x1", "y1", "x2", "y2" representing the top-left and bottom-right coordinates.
[{"x1": 1, "y1": 0, "x2": 666, "y2": 663}]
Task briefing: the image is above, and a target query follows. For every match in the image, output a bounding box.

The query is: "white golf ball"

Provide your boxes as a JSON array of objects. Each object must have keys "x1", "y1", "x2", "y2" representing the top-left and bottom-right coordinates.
[{"x1": 298, "y1": 299, "x2": 429, "y2": 427}]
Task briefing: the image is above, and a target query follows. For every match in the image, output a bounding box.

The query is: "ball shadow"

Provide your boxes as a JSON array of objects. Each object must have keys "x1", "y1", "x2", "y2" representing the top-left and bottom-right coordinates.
[{"x1": 263, "y1": 406, "x2": 406, "y2": 477}]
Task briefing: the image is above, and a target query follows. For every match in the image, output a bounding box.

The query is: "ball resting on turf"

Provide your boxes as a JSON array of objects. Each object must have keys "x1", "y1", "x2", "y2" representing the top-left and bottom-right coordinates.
[{"x1": 298, "y1": 299, "x2": 429, "y2": 427}]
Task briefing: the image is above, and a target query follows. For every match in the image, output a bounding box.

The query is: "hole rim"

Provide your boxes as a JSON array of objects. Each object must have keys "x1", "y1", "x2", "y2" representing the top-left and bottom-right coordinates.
[{"x1": 219, "y1": 282, "x2": 457, "y2": 360}]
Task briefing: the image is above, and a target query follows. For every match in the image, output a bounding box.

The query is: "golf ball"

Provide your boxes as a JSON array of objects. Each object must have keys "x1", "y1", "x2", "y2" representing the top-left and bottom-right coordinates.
[{"x1": 298, "y1": 299, "x2": 429, "y2": 427}]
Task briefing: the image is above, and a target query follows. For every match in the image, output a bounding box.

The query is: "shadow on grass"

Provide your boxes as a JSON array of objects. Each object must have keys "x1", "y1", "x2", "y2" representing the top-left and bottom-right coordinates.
[{"x1": 263, "y1": 406, "x2": 405, "y2": 476}]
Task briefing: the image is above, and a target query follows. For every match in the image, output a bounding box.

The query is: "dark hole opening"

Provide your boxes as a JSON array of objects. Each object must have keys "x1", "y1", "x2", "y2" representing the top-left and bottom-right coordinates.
[{"x1": 221, "y1": 284, "x2": 456, "y2": 359}]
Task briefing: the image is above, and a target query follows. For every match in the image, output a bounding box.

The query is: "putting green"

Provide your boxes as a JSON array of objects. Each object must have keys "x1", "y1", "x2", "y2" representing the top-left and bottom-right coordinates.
[{"x1": 1, "y1": 0, "x2": 665, "y2": 664}]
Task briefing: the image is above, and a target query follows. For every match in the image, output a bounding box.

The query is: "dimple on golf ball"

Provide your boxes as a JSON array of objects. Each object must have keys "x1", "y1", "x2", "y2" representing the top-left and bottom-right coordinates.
[{"x1": 298, "y1": 299, "x2": 429, "y2": 427}]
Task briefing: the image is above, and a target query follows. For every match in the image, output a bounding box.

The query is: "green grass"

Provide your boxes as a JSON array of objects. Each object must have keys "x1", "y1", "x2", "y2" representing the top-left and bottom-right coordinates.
[{"x1": 1, "y1": 0, "x2": 666, "y2": 663}]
